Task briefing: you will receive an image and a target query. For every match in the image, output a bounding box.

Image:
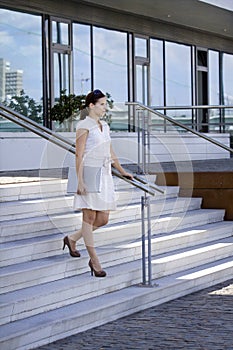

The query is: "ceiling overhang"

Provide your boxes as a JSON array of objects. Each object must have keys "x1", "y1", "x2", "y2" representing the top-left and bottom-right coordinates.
[{"x1": 77, "y1": 0, "x2": 233, "y2": 39}]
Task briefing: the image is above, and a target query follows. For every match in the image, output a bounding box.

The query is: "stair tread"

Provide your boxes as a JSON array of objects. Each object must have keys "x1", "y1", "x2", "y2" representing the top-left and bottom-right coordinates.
[
  {"x1": 153, "y1": 236, "x2": 233, "y2": 262},
  {"x1": 0, "y1": 256, "x2": 232, "y2": 339},
  {"x1": 0, "y1": 179, "x2": 67, "y2": 189},
  {"x1": 0, "y1": 190, "x2": 183, "y2": 221},
  {"x1": 1, "y1": 235, "x2": 232, "y2": 277},
  {"x1": 0, "y1": 202, "x2": 221, "y2": 228},
  {"x1": 0, "y1": 176, "x2": 232, "y2": 350},
  {"x1": 1, "y1": 220, "x2": 232, "y2": 250},
  {"x1": 1, "y1": 235, "x2": 233, "y2": 304}
]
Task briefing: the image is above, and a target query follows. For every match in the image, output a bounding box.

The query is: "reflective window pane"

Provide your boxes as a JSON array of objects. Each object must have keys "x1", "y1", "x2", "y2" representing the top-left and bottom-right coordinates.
[
  {"x1": 209, "y1": 50, "x2": 220, "y2": 131},
  {"x1": 136, "y1": 64, "x2": 148, "y2": 105},
  {"x1": 0, "y1": 9, "x2": 42, "y2": 130},
  {"x1": 165, "y1": 42, "x2": 192, "y2": 128},
  {"x1": 165, "y1": 42, "x2": 192, "y2": 106},
  {"x1": 223, "y1": 53, "x2": 233, "y2": 105},
  {"x1": 93, "y1": 27, "x2": 128, "y2": 130},
  {"x1": 135, "y1": 37, "x2": 147, "y2": 58},
  {"x1": 209, "y1": 51, "x2": 219, "y2": 105},
  {"x1": 52, "y1": 21, "x2": 69, "y2": 45},
  {"x1": 53, "y1": 53, "x2": 70, "y2": 100},
  {"x1": 151, "y1": 39, "x2": 164, "y2": 107},
  {"x1": 73, "y1": 23, "x2": 91, "y2": 95},
  {"x1": 223, "y1": 53, "x2": 233, "y2": 131}
]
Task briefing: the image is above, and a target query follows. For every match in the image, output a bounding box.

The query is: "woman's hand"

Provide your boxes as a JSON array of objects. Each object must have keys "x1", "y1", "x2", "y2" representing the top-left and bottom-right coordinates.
[
  {"x1": 121, "y1": 171, "x2": 134, "y2": 180},
  {"x1": 77, "y1": 181, "x2": 87, "y2": 195}
]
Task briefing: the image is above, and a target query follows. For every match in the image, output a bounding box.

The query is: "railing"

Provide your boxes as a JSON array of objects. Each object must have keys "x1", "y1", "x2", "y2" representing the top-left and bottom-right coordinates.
[
  {"x1": 0, "y1": 104, "x2": 165, "y2": 195},
  {"x1": 127, "y1": 102, "x2": 233, "y2": 173},
  {"x1": 126, "y1": 102, "x2": 233, "y2": 285},
  {"x1": 0, "y1": 103, "x2": 165, "y2": 286},
  {"x1": 152, "y1": 104, "x2": 233, "y2": 133}
]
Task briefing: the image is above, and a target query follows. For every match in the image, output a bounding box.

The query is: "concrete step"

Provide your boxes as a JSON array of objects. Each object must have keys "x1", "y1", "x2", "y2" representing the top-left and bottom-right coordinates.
[
  {"x1": 0, "y1": 175, "x2": 158, "y2": 202},
  {"x1": 1, "y1": 226, "x2": 232, "y2": 296},
  {"x1": 1, "y1": 217, "x2": 232, "y2": 268},
  {"x1": 0, "y1": 186, "x2": 178, "y2": 222},
  {"x1": 0, "y1": 223, "x2": 232, "y2": 325},
  {"x1": 0, "y1": 179, "x2": 68, "y2": 202},
  {"x1": 0, "y1": 256, "x2": 232, "y2": 350},
  {"x1": 0, "y1": 197, "x2": 202, "y2": 243}
]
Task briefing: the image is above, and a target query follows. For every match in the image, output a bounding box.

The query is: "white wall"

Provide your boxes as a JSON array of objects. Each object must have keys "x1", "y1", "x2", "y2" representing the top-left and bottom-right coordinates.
[{"x1": 0, "y1": 132, "x2": 230, "y2": 171}]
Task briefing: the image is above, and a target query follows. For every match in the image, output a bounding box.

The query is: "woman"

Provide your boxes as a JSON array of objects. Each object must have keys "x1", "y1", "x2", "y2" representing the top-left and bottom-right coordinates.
[{"x1": 63, "y1": 89, "x2": 133, "y2": 277}]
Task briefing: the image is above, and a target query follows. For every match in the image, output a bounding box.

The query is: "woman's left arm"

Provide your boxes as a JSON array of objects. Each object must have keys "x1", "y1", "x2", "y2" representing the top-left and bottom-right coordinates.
[{"x1": 110, "y1": 144, "x2": 133, "y2": 180}]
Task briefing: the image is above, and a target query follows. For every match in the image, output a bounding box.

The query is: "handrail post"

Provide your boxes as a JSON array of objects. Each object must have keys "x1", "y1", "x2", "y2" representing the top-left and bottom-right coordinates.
[
  {"x1": 141, "y1": 195, "x2": 146, "y2": 284},
  {"x1": 141, "y1": 110, "x2": 146, "y2": 174},
  {"x1": 147, "y1": 195, "x2": 152, "y2": 286},
  {"x1": 137, "y1": 109, "x2": 142, "y2": 174},
  {"x1": 139, "y1": 106, "x2": 153, "y2": 286},
  {"x1": 141, "y1": 193, "x2": 153, "y2": 286}
]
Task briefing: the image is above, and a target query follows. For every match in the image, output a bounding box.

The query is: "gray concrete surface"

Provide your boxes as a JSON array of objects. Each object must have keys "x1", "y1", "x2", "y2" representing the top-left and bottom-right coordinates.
[{"x1": 36, "y1": 279, "x2": 233, "y2": 350}]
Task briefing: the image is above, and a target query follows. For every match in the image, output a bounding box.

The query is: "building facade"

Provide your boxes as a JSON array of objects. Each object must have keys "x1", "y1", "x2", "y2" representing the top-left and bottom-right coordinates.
[
  {"x1": 5, "y1": 70, "x2": 23, "y2": 98},
  {"x1": 0, "y1": 0, "x2": 232, "y2": 133},
  {"x1": 0, "y1": 58, "x2": 23, "y2": 102}
]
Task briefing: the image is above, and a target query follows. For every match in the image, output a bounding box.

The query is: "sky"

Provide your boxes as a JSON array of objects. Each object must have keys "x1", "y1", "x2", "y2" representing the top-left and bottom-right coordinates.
[{"x1": 199, "y1": 0, "x2": 233, "y2": 11}]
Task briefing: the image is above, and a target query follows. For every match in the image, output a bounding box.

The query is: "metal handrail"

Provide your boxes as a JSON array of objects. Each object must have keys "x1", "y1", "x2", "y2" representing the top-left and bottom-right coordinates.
[
  {"x1": 0, "y1": 104, "x2": 76, "y2": 149},
  {"x1": 0, "y1": 104, "x2": 163, "y2": 196},
  {"x1": 126, "y1": 102, "x2": 233, "y2": 154},
  {"x1": 151, "y1": 104, "x2": 233, "y2": 110},
  {"x1": 0, "y1": 103, "x2": 167, "y2": 286}
]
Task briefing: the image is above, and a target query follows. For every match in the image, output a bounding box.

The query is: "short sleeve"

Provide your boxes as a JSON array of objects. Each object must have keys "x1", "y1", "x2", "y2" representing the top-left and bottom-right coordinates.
[{"x1": 76, "y1": 117, "x2": 96, "y2": 131}]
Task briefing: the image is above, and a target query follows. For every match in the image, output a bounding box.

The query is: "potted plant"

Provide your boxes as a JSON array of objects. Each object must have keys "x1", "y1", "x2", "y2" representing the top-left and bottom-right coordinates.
[
  {"x1": 50, "y1": 90, "x2": 85, "y2": 131},
  {"x1": 50, "y1": 90, "x2": 114, "y2": 131}
]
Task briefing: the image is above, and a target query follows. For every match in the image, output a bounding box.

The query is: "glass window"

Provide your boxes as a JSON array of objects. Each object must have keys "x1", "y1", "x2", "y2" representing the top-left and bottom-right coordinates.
[
  {"x1": 209, "y1": 50, "x2": 220, "y2": 131},
  {"x1": 53, "y1": 52, "x2": 70, "y2": 100},
  {"x1": 136, "y1": 64, "x2": 148, "y2": 105},
  {"x1": 93, "y1": 27, "x2": 128, "y2": 130},
  {"x1": 223, "y1": 53, "x2": 233, "y2": 105},
  {"x1": 197, "y1": 50, "x2": 208, "y2": 67},
  {"x1": 222, "y1": 53, "x2": 233, "y2": 132},
  {"x1": 209, "y1": 51, "x2": 219, "y2": 105},
  {"x1": 0, "y1": 9, "x2": 42, "y2": 129},
  {"x1": 52, "y1": 21, "x2": 69, "y2": 45},
  {"x1": 150, "y1": 39, "x2": 164, "y2": 107},
  {"x1": 135, "y1": 37, "x2": 147, "y2": 58},
  {"x1": 73, "y1": 23, "x2": 91, "y2": 95},
  {"x1": 165, "y1": 42, "x2": 192, "y2": 127},
  {"x1": 165, "y1": 42, "x2": 192, "y2": 106}
]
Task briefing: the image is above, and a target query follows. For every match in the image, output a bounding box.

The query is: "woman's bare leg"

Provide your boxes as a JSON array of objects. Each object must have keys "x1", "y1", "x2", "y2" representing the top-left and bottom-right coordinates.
[{"x1": 68, "y1": 210, "x2": 109, "y2": 254}]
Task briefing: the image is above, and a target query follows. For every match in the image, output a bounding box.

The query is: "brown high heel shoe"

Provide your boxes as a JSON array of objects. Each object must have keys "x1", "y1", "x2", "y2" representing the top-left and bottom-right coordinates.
[
  {"x1": 63, "y1": 236, "x2": 81, "y2": 257},
  {"x1": 88, "y1": 260, "x2": 106, "y2": 277}
]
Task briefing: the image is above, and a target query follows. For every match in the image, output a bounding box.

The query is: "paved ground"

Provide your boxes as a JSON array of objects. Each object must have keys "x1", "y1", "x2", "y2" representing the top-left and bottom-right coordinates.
[{"x1": 37, "y1": 279, "x2": 233, "y2": 350}]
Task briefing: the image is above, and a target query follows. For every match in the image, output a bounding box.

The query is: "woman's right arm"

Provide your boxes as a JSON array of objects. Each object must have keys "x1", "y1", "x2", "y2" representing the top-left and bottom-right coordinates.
[{"x1": 76, "y1": 128, "x2": 88, "y2": 195}]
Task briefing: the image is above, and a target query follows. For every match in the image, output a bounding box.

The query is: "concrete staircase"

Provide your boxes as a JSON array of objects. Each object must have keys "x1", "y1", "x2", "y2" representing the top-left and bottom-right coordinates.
[{"x1": 0, "y1": 175, "x2": 233, "y2": 350}]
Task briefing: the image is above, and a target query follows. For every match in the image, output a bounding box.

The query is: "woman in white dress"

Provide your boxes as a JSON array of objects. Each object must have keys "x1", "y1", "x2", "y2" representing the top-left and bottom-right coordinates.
[{"x1": 63, "y1": 89, "x2": 133, "y2": 277}]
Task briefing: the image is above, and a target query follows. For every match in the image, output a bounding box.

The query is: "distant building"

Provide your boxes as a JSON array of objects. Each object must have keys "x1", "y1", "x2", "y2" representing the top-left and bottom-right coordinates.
[
  {"x1": 0, "y1": 58, "x2": 23, "y2": 101},
  {"x1": 5, "y1": 70, "x2": 23, "y2": 98},
  {"x1": 0, "y1": 58, "x2": 10, "y2": 102}
]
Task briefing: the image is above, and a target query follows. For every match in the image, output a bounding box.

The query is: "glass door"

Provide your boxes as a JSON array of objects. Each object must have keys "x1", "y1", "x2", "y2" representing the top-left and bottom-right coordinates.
[
  {"x1": 136, "y1": 63, "x2": 149, "y2": 105},
  {"x1": 134, "y1": 36, "x2": 150, "y2": 106},
  {"x1": 196, "y1": 48, "x2": 209, "y2": 132},
  {"x1": 128, "y1": 35, "x2": 150, "y2": 131},
  {"x1": 43, "y1": 16, "x2": 73, "y2": 128},
  {"x1": 50, "y1": 18, "x2": 73, "y2": 105}
]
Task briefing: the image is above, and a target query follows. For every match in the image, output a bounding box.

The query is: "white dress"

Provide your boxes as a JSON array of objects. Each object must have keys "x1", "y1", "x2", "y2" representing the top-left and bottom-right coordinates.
[{"x1": 73, "y1": 116, "x2": 116, "y2": 211}]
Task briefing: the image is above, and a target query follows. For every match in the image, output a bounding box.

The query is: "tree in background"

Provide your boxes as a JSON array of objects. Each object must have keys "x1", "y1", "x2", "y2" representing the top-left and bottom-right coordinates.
[{"x1": 4, "y1": 90, "x2": 42, "y2": 123}]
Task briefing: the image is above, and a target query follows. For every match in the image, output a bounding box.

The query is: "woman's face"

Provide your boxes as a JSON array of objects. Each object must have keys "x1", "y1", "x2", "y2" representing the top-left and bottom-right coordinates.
[{"x1": 91, "y1": 97, "x2": 107, "y2": 117}]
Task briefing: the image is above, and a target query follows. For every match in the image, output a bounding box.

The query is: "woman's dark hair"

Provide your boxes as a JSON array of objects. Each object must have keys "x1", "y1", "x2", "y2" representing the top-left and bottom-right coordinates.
[{"x1": 85, "y1": 89, "x2": 105, "y2": 107}]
